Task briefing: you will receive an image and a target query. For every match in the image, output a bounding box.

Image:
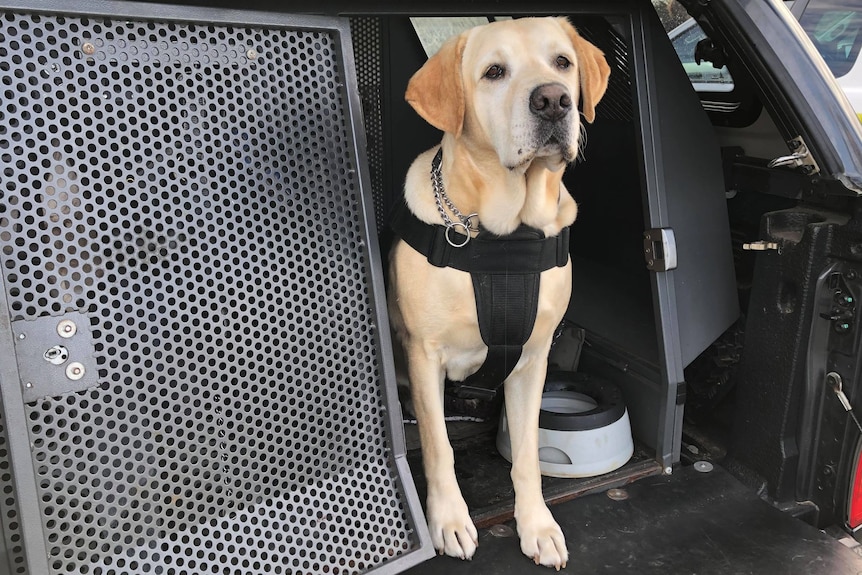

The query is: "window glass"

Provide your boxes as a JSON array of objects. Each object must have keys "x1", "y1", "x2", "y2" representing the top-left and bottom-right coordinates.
[
  {"x1": 652, "y1": 0, "x2": 735, "y2": 93},
  {"x1": 797, "y1": 1, "x2": 862, "y2": 79}
]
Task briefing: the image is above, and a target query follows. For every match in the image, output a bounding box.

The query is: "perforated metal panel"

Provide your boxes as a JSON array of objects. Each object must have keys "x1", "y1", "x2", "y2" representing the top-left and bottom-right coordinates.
[
  {"x1": 349, "y1": 17, "x2": 386, "y2": 236},
  {"x1": 0, "y1": 2, "x2": 432, "y2": 574}
]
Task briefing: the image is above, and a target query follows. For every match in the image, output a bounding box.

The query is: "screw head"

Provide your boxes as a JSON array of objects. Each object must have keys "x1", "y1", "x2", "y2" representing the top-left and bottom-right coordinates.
[
  {"x1": 246, "y1": 49, "x2": 258, "y2": 60},
  {"x1": 694, "y1": 461, "x2": 714, "y2": 473},
  {"x1": 488, "y1": 524, "x2": 515, "y2": 538},
  {"x1": 607, "y1": 488, "x2": 629, "y2": 501},
  {"x1": 66, "y1": 362, "x2": 85, "y2": 381},
  {"x1": 81, "y1": 42, "x2": 96, "y2": 56},
  {"x1": 57, "y1": 320, "x2": 77, "y2": 338}
]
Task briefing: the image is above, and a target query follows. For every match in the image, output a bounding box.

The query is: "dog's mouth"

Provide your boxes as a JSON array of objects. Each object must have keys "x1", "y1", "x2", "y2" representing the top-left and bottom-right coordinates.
[
  {"x1": 503, "y1": 120, "x2": 578, "y2": 171},
  {"x1": 535, "y1": 128, "x2": 575, "y2": 162}
]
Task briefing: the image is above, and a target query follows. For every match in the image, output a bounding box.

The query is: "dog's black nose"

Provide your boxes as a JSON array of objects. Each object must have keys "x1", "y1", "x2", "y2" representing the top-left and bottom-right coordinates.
[{"x1": 529, "y1": 83, "x2": 572, "y2": 122}]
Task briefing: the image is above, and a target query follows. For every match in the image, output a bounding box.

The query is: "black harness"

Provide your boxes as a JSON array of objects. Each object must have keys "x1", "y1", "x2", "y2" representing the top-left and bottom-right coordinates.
[{"x1": 390, "y1": 163, "x2": 570, "y2": 400}]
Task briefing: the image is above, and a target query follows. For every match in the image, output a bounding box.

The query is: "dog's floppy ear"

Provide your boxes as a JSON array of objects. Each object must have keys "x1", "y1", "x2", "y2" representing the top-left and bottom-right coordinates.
[
  {"x1": 558, "y1": 18, "x2": 610, "y2": 124},
  {"x1": 405, "y1": 33, "x2": 467, "y2": 137}
]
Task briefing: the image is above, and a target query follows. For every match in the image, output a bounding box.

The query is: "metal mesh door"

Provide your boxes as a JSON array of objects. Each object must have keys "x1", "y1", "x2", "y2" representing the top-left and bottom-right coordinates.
[{"x1": 0, "y1": 2, "x2": 432, "y2": 574}]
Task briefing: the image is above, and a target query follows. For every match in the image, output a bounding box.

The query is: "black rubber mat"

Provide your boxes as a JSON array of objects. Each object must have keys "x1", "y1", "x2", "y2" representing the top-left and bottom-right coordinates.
[{"x1": 404, "y1": 463, "x2": 862, "y2": 574}]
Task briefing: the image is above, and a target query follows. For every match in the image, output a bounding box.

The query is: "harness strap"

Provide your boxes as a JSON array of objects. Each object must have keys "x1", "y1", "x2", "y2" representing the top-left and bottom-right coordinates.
[
  {"x1": 453, "y1": 272, "x2": 541, "y2": 400},
  {"x1": 390, "y1": 198, "x2": 570, "y2": 273},
  {"x1": 390, "y1": 197, "x2": 570, "y2": 400}
]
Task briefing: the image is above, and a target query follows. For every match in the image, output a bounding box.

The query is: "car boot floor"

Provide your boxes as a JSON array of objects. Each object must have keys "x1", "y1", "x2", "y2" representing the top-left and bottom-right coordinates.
[
  {"x1": 402, "y1": 461, "x2": 862, "y2": 575},
  {"x1": 404, "y1": 420, "x2": 657, "y2": 527}
]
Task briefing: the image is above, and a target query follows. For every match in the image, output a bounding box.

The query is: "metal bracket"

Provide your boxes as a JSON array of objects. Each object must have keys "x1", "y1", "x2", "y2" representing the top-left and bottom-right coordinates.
[
  {"x1": 768, "y1": 136, "x2": 820, "y2": 175},
  {"x1": 742, "y1": 240, "x2": 780, "y2": 252},
  {"x1": 11, "y1": 311, "x2": 98, "y2": 402},
  {"x1": 643, "y1": 228, "x2": 677, "y2": 271}
]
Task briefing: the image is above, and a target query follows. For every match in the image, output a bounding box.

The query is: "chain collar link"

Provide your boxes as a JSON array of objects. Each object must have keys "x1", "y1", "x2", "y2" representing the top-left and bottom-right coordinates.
[{"x1": 431, "y1": 149, "x2": 479, "y2": 247}]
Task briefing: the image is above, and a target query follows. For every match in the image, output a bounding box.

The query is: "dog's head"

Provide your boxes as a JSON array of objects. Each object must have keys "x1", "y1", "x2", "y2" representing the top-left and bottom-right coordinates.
[{"x1": 406, "y1": 17, "x2": 610, "y2": 171}]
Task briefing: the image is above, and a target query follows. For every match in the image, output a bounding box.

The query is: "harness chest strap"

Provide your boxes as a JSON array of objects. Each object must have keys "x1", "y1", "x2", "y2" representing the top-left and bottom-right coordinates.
[{"x1": 389, "y1": 197, "x2": 571, "y2": 400}]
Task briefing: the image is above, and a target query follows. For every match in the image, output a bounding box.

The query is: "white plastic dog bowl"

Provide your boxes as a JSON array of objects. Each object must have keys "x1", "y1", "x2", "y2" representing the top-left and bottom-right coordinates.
[{"x1": 496, "y1": 373, "x2": 634, "y2": 478}]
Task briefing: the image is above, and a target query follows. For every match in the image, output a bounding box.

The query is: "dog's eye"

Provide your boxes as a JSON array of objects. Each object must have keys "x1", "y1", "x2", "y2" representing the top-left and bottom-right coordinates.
[
  {"x1": 483, "y1": 64, "x2": 505, "y2": 80},
  {"x1": 556, "y1": 55, "x2": 571, "y2": 69}
]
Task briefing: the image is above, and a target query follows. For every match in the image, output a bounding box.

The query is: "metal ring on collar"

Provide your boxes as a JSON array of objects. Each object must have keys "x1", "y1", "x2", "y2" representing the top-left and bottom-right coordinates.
[{"x1": 445, "y1": 222, "x2": 471, "y2": 248}]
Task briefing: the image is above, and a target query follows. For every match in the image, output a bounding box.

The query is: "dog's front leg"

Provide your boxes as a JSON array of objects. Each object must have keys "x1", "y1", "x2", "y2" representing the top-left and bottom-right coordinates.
[
  {"x1": 407, "y1": 343, "x2": 479, "y2": 560},
  {"x1": 505, "y1": 358, "x2": 568, "y2": 570}
]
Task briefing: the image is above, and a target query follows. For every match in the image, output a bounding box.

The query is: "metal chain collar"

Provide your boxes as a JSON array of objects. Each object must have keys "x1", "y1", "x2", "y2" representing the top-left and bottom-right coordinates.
[{"x1": 431, "y1": 148, "x2": 478, "y2": 247}]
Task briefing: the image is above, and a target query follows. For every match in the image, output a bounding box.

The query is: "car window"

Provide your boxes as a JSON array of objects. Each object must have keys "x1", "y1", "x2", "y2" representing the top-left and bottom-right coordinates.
[
  {"x1": 668, "y1": 19, "x2": 734, "y2": 92},
  {"x1": 652, "y1": 0, "x2": 734, "y2": 93},
  {"x1": 797, "y1": 0, "x2": 862, "y2": 79}
]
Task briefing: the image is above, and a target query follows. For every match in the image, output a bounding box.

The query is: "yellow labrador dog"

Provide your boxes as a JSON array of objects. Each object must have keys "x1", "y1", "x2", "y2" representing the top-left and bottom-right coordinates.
[{"x1": 388, "y1": 17, "x2": 609, "y2": 569}]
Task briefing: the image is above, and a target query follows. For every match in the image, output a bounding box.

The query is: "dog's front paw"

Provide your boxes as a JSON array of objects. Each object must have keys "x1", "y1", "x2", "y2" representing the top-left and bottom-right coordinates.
[
  {"x1": 426, "y1": 493, "x2": 478, "y2": 560},
  {"x1": 516, "y1": 507, "x2": 568, "y2": 570}
]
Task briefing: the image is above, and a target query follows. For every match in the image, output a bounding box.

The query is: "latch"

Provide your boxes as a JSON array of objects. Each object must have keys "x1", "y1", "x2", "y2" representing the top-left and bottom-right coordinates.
[
  {"x1": 767, "y1": 136, "x2": 820, "y2": 175},
  {"x1": 12, "y1": 311, "x2": 97, "y2": 402},
  {"x1": 643, "y1": 228, "x2": 677, "y2": 272},
  {"x1": 742, "y1": 240, "x2": 779, "y2": 252}
]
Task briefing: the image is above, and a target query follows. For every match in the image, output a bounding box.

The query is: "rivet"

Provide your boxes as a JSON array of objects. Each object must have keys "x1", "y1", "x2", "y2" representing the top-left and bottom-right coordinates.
[
  {"x1": 81, "y1": 42, "x2": 96, "y2": 56},
  {"x1": 66, "y1": 362, "x2": 85, "y2": 381},
  {"x1": 25, "y1": 382, "x2": 33, "y2": 389},
  {"x1": 57, "y1": 319, "x2": 77, "y2": 338},
  {"x1": 694, "y1": 461, "x2": 714, "y2": 473},
  {"x1": 246, "y1": 49, "x2": 258, "y2": 60},
  {"x1": 17, "y1": 333, "x2": 26, "y2": 341},
  {"x1": 607, "y1": 488, "x2": 629, "y2": 501},
  {"x1": 664, "y1": 466, "x2": 673, "y2": 475}
]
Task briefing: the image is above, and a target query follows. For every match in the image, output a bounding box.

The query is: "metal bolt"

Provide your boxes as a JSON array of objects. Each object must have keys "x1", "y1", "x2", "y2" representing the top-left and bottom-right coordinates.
[
  {"x1": 81, "y1": 42, "x2": 96, "y2": 56},
  {"x1": 488, "y1": 524, "x2": 514, "y2": 538},
  {"x1": 57, "y1": 319, "x2": 77, "y2": 338},
  {"x1": 66, "y1": 362, "x2": 85, "y2": 381},
  {"x1": 607, "y1": 488, "x2": 629, "y2": 501},
  {"x1": 664, "y1": 466, "x2": 673, "y2": 475},
  {"x1": 25, "y1": 382, "x2": 32, "y2": 389},
  {"x1": 246, "y1": 49, "x2": 258, "y2": 60},
  {"x1": 17, "y1": 333, "x2": 25, "y2": 341},
  {"x1": 694, "y1": 461, "x2": 714, "y2": 473}
]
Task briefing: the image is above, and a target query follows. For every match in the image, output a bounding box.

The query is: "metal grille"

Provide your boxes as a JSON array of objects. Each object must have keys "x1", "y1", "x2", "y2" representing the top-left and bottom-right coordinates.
[
  {"x1": 349, "y1": 17, "x2": 386, "y2": 235},
  {"x1": 0, "y1": 400, "x2": 27, "y2": 575},
  {"x1": 0, "y1": 3, "x2": 429, "y2": 574},
  {"x1": 574, "y1": 17, "x2": 633, "y2": 123}
]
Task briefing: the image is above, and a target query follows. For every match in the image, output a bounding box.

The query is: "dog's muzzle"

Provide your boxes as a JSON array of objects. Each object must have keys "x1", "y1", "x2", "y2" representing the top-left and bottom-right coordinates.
[
  {"x1": 529, "y1": 83, "x2": 572, "y2": 123},
  {"x1": 529, "y1": 83, "x2": 576, "y2": 160}
]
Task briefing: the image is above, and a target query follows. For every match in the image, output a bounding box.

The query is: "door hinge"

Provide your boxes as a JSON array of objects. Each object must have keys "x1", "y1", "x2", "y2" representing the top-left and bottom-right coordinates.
[
  {"x1": 644, "y1": 228, "x2": 677, "y2": 272},
  {"x1": 767, "y1": 136, "x2": 820, "y2": 175}
]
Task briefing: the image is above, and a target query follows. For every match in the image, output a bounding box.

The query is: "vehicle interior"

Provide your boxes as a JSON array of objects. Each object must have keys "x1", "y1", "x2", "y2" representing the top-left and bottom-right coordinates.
[
  {"x1": 351, "y1": 1, "x2": 815, "y2": 523},
  {"x1": 1, "y1": 0, "x2": 862, "y2": 574}
]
